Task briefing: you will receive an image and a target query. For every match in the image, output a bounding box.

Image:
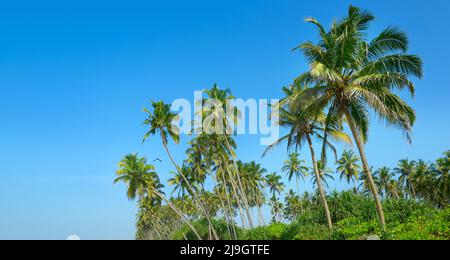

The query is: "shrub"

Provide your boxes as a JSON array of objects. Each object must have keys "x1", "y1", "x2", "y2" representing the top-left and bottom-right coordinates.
[
  {"x1": 172, "y1": 218, "x2": 242, "y2": 240},
  {"x1": 242, "y1": 223, "x2": 288, "y2": 240},
  {"x1": 388, "y1": 208, "x2": 450, "y2": 240}
]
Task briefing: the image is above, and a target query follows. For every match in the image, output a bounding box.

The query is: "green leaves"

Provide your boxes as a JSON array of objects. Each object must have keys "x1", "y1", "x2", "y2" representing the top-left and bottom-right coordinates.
[{"x1": 369, "y1": 27, "x2": 409, "y2": 59}]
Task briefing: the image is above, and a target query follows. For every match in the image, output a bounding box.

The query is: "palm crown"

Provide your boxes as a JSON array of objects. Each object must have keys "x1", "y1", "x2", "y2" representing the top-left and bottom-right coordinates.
[{"x1": 295, "y1": 6, "x2": 423, "y2": 142}]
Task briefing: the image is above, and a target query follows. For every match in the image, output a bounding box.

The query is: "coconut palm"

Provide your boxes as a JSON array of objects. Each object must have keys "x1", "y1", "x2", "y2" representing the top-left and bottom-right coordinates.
[
  {"x1": 311, "y1": 160, "x2": 335, "y2": 189},
  {"x1": 143, "y1": 101, "x2": 218, "y2": 239},
  {"x1": 114, "y1": 154, "x2": 156, "y2": 200},
  {"x1": 197, "y1": 85, "x2": 255, "y2": 228},
  {"x1": 376, "y1": 167, "x2": 394, "y2": 198},
  {"x1": 269, "y1": 197, "x2": 284, "y2": 223},
  {"x1": 168, "y1": 167, "x2": 200, "y2": 198},
  {"x1": 265, "y1": 172, "x2": 285, "y2": 199},
  {"x1": 337, "y1": 150, "x2": 361, "y2": 193},
  {"x1": 294, "y1": 6, "x2": 423, "y2": 229},
  {"x1": 238, "y1": 161, "x2": 268, "y2": 225},
  {"x1": 265, "y1": 172, "x2": 285, "y2": 223},
  {"x1": 282, "y1": 153, "x2": 310, "y2": 197},
  {"x1": 114, "y1": 154, "x2": 201, "y2": 239},
  {"x1": 434, "y1": 151, "x2": 450, "y2": 207},
  {"x1": 395, "y1": 159, "x2": 417, "y2": 199},
  {"x1": 265, "y1": 84, "x2": 351, "y2": 230},
  {"x1": 284, "y1": 190, "x2": 303, "y2": 221}
]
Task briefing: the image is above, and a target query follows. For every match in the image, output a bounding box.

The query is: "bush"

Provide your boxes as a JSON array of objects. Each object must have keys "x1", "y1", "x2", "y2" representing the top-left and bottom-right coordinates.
[
  {"x1": 172, "y1": 218, "x2": 243, "y2": 240},
  {"x1": 242, "y1": 223, "x2": 288, "y2": 240},
  {"x1": 388, "y1": 208, "x2": 450, "y2": 240},
  {"x1": 290, "y1": 192, "x2": 447, "y2": 240}
]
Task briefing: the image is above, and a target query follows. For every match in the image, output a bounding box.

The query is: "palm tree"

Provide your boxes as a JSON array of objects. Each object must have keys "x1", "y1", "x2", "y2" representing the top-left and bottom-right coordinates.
[
  {"x1": 168, "y1": 167, "x2": 200, "y2": 198},
  {"x1": 394, "y1": 159, "x2": 417, "y2": 199},
  {"x1": 376, "y1": 167, "x2": 393, "y2": 198},
  {"x1": 114, "y1": 154, "x2": 201, "y2": 239},
  {"x1": 311, "y1": 160, "x2": 335, "y2": 189},
  {"x1": 239, "y1": 161, "x2": 268, "y2": 225},
  {"x1": 386, "y1": 180, "x2": 401, "y2": 200},
  {"x1": 265, "y1": 85, "x2": 351, "y2": 231},
  {"x1": 265, "y1": 172, "x2": 285, "y2": 199},
  {"x1": 294, "y1": 6, "x2": 423, "y2": 229},
  {"x1": 282, "y1": 153, "x2": 310, "y2": 198},
  {"x1": 337, "y1": 150, "x2": 361, "y2": 193},
  {"x1": 198, "y1": 85, "x2": 255, "y2": 228},
  {"x1": 114, "y1": 154, "x2": 155, "y2": 200},
  {"x1": 411, "y1": 160, "x2": 433, "y2": 201},
  {"x1": 143, "y1": 101, "x2": 219, "y2": 239},
  {"x1": 284, "y1": 190, "x2": 303, "y2": 221},
  {"x1": 434, "y1": 151, "x2": 450, "y2": 207},
  {"x1": 266, "y1": 172, "x2": 285, "y2": 223},
  {"x1": 269, "y1": 197, "x2": 284, "y2": 223}
]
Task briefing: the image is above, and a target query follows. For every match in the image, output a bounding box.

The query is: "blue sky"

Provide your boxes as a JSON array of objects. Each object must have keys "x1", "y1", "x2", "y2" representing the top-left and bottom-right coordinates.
[{"x1": 0, "y1": 0, "x2": 449, "y2": 240}]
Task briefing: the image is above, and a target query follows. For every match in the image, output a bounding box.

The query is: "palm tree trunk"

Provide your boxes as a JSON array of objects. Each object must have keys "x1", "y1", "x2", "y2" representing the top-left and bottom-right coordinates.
[
  {"x1": 161, "y1": 136, "x2": 219, "y2": 240},
  {"x1": 220, "y1": 165, "x2": 248, "y2": 229},
  {"x1": 410, "y1": 182, "x2": 417, "y2": 200},
  {"x1": 353, "y1": 178, "x2": 359, "y2": 194},
  {"x1": 224, "y1": 138, "x2": 254, "y2": 228},
  {"x1": 296, "y1": 176, "x2": 304, "y2": 214},
  {"x1": 211, "y1": 175, "x2": 234, "y2": 239},
  {"x1": 257, "y1": 205, "x2": 266, "y2": 226},
  {"x1": 152, "y1": 189, "x2": 202, "y2": 240},
  {"x1": 306, "y1": 134, "x2": 333, "y2": 231},
  {"x1": 228, "y1": 169, "x2": 249, "y2": 228},
  {"x1": 345, "y1": 111, "x2": 386, "y2": 230}
]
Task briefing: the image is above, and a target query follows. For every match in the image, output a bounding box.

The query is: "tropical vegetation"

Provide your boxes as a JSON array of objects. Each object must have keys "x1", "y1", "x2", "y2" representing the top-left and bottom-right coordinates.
[{"x1": 113, "y1": 6, "x2": 449, "y2": 240}]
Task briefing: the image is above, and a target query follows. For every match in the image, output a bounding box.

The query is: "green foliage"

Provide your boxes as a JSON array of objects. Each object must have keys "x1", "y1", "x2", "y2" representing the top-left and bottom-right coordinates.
[
  {"x1": 244, "y1": 192, "x2": 449, "y2": 240},
  {"x1": 242, "y1": 223, "x2": 288, "y2": 240},
  {"x1": 387, "y1": 208, "x2": 450, "y2": 240},
  {"x1": 172, "y1": 219, "x2": 242, "y2": 240}
]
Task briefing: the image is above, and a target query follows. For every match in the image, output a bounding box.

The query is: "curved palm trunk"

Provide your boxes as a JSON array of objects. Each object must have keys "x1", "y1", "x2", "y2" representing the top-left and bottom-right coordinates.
[
  {"x1": 345, "y1": 111, "x2": 386, "y2": 230},
  {"x1": 224, "y1": 138, "x2": 254, "y2": 228},
  {"x1": 257, "y1": 205, "x2": 265, "y2": 226},
  {"x1": 227, "y1": 169, "x2": 249, "y2": 229},
  {"x1": 306, "y1": 134, "x2": 333, "y2": 231},
  {"x1": 152, "y1": 189, "x2": 202, "y2": 240},
  {"x1": 211, "y1": 175, "x2": 234, "y2": 239},
  {"x1": 219, "y1": 164, "x2": 247, "y2": 230},
  {"x1": 161, "y1": 136, "x2": 219, "y2": 240}
]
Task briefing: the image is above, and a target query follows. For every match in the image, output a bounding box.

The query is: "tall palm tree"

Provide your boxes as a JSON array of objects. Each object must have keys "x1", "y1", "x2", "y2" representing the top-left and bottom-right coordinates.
[
  {"x1": 411, "y1": 160, "x2": 433, "y2": 201},
  {"x1": 311, "y1": 160, "x2": 335, "y2": 189},
  {"x1": 265, "y1": 172, "x2": 285, "y2": 199},
  {"x1": 376, "y1": 167, "x2": 393, "y2": 198},
  {"x1": 168, "y1": 167, "x2": 200, "y2": 198},
  {"x1": 284, "y1": 190, "x2": 303, "y2": 221},
  {"x1": 238, "y1": 161, "x2": 268, "y2": 225},
  {"x1": 114, "y1": 154, "x2": 155, "y2": 200},
  {"x1": 394, "y1": 159, "x2": 417, "y2": 199},
  {"x1": 143, "y1": 101, "x2": 219, "y2": 240},
  {"x1": 197, "y1": 85, "x2": 255, "y2": 228},
  {"x1": 265, "y1": 84, "x2": 351, "y2": 231},
  {"x1": 114, "y1": 154, "x2": 201, "y2": 239},
  {"x1": 337, "y1": 150, "x2": 361, "y2": 193},
  {"x1": 434, "y1": 151, "x2": 450, "y2": 207},
  {"x1": 282, "y1": 153, "x2": 310, "y2": 197},
  {"x1": 269, "y1": 197, "x2": 284, "y2": 223},
  {"x1": 265, "y1": 172, "x2": 285, "y2": 223},
  {"x1": 294, "y1": 6, "x2": 423, "y2": 229}
]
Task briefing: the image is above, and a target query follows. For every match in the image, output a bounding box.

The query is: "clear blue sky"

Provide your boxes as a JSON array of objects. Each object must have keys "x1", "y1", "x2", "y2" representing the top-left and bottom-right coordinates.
[{"x1": 1, "y1": 0, "x2": 449, "y2": 240}]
